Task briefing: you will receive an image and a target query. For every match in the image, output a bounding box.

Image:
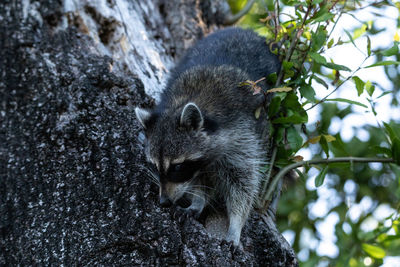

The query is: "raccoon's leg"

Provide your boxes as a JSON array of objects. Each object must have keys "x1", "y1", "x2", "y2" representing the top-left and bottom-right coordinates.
[
  {"x1": 224, "y1": 183, "x2": 256, "y2": 246},
  {"x1": 221, "y1": 165, "x2": 260, "y2": 247},
  {"x1": 225, "y1": 213, "x2": 245, "y2": 246},
  {"x1": 186, "y1": 188, "x2": 206, "y2": 218}
]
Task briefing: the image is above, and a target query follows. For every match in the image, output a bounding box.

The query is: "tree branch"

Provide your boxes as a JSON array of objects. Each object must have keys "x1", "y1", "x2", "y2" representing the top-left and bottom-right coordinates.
[
  {"x1": 305, "y1": 55, "x2": 369, "y2": 111},
  {"x1": 224, "y1": 0, "x2": 255, "y2": 25},
  {"x1": 264, "y1": 157, "x2": 395, "y2": 201}
]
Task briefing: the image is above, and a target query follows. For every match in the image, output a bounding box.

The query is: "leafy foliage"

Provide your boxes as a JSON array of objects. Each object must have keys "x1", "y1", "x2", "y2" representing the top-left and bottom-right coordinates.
[{"x1": 230, "y1": 0, "x2": 400, "y2": 265}]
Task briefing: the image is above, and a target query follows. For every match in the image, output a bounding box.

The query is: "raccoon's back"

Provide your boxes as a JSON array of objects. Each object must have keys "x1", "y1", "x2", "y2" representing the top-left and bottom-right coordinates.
[{"x1": 167, "y1": 28, "x2": 280, "y2": 87}]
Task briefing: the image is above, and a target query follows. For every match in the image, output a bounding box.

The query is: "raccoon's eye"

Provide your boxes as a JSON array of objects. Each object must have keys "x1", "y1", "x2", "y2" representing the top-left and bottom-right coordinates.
[
  {"x1": 171, "y1": 164, "x2": 182, "y2": 172},
  {"x1": 167, "y1": 160, "x2": 207, "y2": 183}
]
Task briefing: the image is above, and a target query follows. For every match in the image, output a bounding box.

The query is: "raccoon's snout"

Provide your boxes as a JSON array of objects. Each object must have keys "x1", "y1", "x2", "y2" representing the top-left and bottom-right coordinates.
[{"x1": 160, "y1": 195, "x2": 172, "y2": 207}]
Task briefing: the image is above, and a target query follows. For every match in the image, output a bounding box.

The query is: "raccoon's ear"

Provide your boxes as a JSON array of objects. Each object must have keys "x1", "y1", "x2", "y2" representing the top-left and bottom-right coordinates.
[
  {"x1": 135, "y1": 107, "x2": 152, "y2": 129},
  {"x1": 180, "y1": 102, "x2": 203, "y2": 131}
]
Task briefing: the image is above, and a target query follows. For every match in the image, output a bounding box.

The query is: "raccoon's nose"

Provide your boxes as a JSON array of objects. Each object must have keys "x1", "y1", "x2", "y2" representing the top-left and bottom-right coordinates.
[{"x1": 160, "y1": 195, "x2": 172, "y2": 207}]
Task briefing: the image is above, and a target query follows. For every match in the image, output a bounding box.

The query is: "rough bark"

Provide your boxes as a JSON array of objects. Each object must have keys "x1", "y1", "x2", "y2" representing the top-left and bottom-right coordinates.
[{"x1": 0, "y1": 0, "x2": 297, "y2": 266}]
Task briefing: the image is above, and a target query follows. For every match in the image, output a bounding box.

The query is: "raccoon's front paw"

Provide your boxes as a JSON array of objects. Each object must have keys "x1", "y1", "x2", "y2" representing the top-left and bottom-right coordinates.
[
  {"x1": 173, "y1": 206, "x2": 200, "y2": 223},
  {"x1": 220, "y1": 239, "x2": 239, "y2": 254},
  {"x1": 174, "y1": 206, "x2": 192, "y2": 223}
]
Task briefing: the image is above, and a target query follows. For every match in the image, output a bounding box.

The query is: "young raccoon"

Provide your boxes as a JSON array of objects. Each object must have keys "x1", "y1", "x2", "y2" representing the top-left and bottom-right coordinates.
[{"x1": 135, "y1": 28, "x2": 280, "y2": 246}]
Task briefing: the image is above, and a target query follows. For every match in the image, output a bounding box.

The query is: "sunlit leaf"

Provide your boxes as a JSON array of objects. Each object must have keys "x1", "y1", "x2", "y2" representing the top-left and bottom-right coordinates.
[
  {"x1": 394, "y1": 32, "x2": 400, "y2": 42},
  {"x1": 308, "y1": 136, "x2": 321, "y2": 144},
  {"x1": 328, "y1": 38, "x2": 334, "y2": 48},
  {"x1": 362, "y1": 243, "x2": 386, "y2": 259},
  {"x1": 365, "y1": 81, "x2": 375, "y2": 96},
  {"x1": 323, "y1": 134, "x2": 336, "y2": 142},
  {"x1": 353, "y1": 24, "x2": 367, "y2": 39},
  {"x1": 352, "y1": 76, "x2": 365, "y2": 96}
]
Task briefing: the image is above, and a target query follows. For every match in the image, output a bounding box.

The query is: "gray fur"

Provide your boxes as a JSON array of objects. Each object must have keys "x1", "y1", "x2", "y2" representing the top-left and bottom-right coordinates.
[
  {"x1": 135, "y1": 28, "x2": 280, "y2": 246},
  {"x1": 135, "y1": 107, "x2": 151, "y2": 129}
]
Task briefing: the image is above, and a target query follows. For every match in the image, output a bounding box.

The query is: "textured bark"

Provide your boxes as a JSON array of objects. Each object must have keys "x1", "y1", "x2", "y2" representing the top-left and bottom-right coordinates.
[{"x1": 0, "y1": 0, "x2": 297, "y2": 265}]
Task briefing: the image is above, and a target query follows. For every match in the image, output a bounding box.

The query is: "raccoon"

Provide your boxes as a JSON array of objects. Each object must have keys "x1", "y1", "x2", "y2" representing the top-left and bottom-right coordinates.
[{"x1": 135, "y1": 28, "x2": 280, "y2": 246}]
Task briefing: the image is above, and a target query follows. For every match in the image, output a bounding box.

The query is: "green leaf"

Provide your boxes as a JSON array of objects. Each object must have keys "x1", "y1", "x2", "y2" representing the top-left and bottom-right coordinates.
[
  {"x1": 358, "y1": 231, "x2": 376, "y2": 241},
  {"x1": 344, "y1": 29, "x2": 357, "y2": 48},
  {"x1": 325, "y1": 98, "x2": 368, "y2": 108},
  {"x1": 320, "y1": 135, "x2": 329, "y2": 157},
  {"x1": 353, "y1": 24, "x2": 367, "y2": 39},
  {"x1": 311, "y1": 28, "x2": 327, "y2": 51},
  {"x1": 392, "y1": 137, "x2": 400, "y2": 165},
  {"x1": 313, "y1": 10, "x2": 335, "y2": 23},
  {"x1": 365, "y1": 81, "x2": 375, "y2": 96},
  {"x1": 312, "y1": 75, "x2": 329, "y2": 89},
  {"x1": 323, "y1": 62, "x2": 351, "y2": 72},
  {"x1": 272, "y1": 114, "x2": 308, "y2": 124},
  {"x1": 352, "y1": 76, "x2": 365, "y2": 96},
  {"x1": 309, "y1": 52, "x2": 327, "y2": 64},
  {"x1": 274, "y1": 127, "x2": 285, "y2": 144},
  {"x1": 362, "y1": 243, "x2": 386, "y2": 259},
  {"x1": 282, "y1": 60, "x2": 294, "y2": 70},
  {"x1": 365, "y1": 61, "x2": 400, "y2": 68},
  {"x1": 372, "y1": 146, "x2": 392, "y2": 157},
  {"x1": 287, "y1": 126, "x2": 303, "y2": 152},
  {"x1": 268, "y1": 96, "x2": 281, "y2": 117},
  {"x1": 299, "y1": 84, "x2": 316, "y2": 102},
  {"x1": 383, "y1": 122, "x2": 399, "y2": 141},
  {"x1": 381, "y1": 44, "x2": 399, "y2": 57},
  {"x1": 315, "y1": 166, "x2": 328, "y2": 187},
  {"x1": 323, "y1": 134, "x2": 336, "y2": 142},
  {"x1": 328, "y1": 38, "x2": 334, "y2": 48},
  {"x1": 267, "y1": 72, "x2": 278, "y2": 84},
  {"x1": 377, "y1": 90, "x2": 393, "y2": 99},
  {"x1": 367, "y1": 36, "x2": 371, "y2": 56}
]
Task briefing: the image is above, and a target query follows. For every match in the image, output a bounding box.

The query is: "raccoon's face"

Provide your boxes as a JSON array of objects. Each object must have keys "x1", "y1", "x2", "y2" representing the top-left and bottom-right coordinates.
[{"x1": 135, "y1": 102, "x2": 211, "y2": 206}]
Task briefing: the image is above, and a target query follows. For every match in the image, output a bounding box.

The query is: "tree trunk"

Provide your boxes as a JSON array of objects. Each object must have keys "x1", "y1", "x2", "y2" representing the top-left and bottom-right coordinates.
[{"x1": 0, "y1": 0, "x2": 297, "y2": 265}]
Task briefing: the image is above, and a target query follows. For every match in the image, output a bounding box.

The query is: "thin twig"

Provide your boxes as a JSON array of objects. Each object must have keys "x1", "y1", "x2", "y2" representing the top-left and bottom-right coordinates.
[
  {"x1": 275, "y1": 3, "x2": 311, "y2": 86},
  {"x1": 258, "y1": 146, "x2": 277, "y2": 207},
  {"x1": 305, "y1": 55, "x2": 370, "y2": 111},
  {"x1": 264, "y1": 157, "x2": 395, "y2": 201}
]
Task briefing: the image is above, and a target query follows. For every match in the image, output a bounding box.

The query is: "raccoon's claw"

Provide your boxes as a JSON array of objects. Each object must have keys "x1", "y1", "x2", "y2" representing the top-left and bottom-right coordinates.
[
  {"x1": 221, "y1": 240, "x2": 239, "y2": 254},
  {"x1": 187, "y1": 208, "x2": 202, "y2": 219},
  {"x1": 173, "y1": 207, "x2": 192, "y2": 223},
  {"x1": 173, "y1": 206, "x2": 202, "y2": 223}
]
